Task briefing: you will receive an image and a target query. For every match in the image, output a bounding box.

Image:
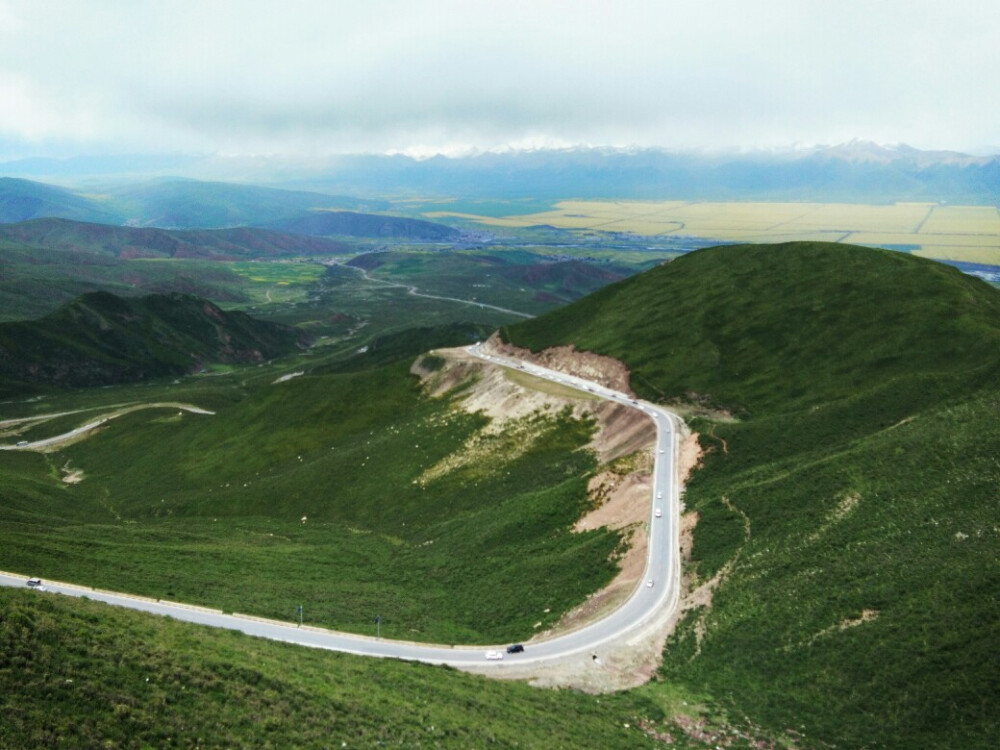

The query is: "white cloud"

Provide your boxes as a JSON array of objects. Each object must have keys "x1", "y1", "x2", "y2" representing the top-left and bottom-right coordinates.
[{"x1": 0, "y1": 0, "x2": 997, "y2": 157}]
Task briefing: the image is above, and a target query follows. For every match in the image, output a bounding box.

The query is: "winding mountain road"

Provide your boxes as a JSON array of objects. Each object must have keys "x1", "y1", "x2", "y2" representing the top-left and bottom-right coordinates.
[
  {"x1": 0, "y1": 346, "x2": 682, "y2": 672},
  {"x1": 0, "y1": 403, "x2": 215, "y2": 452},
  {"x1": 346, "y1": 263, "x2": 534, "y2": 318}
]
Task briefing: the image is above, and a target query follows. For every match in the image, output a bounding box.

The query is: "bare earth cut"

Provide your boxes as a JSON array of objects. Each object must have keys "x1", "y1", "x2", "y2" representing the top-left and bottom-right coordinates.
[{"x1": 414, "y1": 339, "x2": 702, "y2": 691}]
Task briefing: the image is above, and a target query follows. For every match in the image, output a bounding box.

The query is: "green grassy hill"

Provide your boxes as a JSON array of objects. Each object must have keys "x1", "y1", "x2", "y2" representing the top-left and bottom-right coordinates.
[
  {"x1": 3, "y1": 240, "x2": 996, "y2": 747},
  {"x1": 0, "y1": 291, "x2": 309, "y2": 394},
  {"x1": 2, "y1": 587, "x2": 770, "y2": 749},
  {"x1": 107, "y1": 178, "x2": 386, "y2": 228},
  {"x1": 0, "y1": 177, "x2": 121, "y2": 224},
  {"x1": 0, "y1": 350, "x2": 620, "y2": 645},
  {"x1": 0, "y1": 217, "x2": 352, "y2": 260},
  {"x1": 266, "y1": 210, "x2": 461, "y2": 241},
  {"x1": 503, "y1": 242, "x2": 1000, "y2": 748},
  {"x1": 0, "y1": 218, "x2": 354, "y2": 322},
  {"x1": 347, "y1": 250, "x2": 627, "y2": 312},
  {"x1": 503, "y1": 242, "x2": 1000, "y2": 416}
]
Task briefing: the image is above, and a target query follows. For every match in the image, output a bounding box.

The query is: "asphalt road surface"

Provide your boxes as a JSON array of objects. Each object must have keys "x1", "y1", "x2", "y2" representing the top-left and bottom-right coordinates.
[{"x1": 0, "y1": 344, "x2": 681, "y2": 669}]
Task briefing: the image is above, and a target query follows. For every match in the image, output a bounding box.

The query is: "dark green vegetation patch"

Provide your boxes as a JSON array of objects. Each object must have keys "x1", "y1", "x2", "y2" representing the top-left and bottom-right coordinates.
[
  {"x1": 504, "y1": 242, "x2": 1000, "y2": 416},
  {"x1": 504, "y1": 242, "x2": 1000, "y2": 748},
  {"x1": 0, "y1": 291, "x2": 309, "y2": 395}
]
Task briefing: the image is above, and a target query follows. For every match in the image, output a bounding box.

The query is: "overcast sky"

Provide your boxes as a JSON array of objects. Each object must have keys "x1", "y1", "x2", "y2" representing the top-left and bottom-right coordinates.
[{"x1": 0, "y1": 0, "x2": 997, "y2": 160}]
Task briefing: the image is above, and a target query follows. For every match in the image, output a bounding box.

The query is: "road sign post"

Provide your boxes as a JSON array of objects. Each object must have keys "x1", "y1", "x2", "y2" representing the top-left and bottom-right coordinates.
[
  {"x1": 375, "y1": 615, "x2": 381, "y2": 639},
  {"x1": 298, "y1": 604, "x2": 303, "y2": 627}
]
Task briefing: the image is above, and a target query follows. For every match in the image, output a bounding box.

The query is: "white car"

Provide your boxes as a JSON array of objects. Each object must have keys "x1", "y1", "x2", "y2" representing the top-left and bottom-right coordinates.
[
  {"x1": 484, "y1": 650, "x2": 505, "y2": 660},
  {"x1": 657, "y1": 492, "x2": 662, "y2": 499},
  {"x1": 646, "y1": 579, "x2": 654, "y2": 588},
  {"x1": 659, "y1": 448, "x2": 665, "y2": 454},
  {"x1": 655, "y1": 508, "x2": 662, "y2": 518}
]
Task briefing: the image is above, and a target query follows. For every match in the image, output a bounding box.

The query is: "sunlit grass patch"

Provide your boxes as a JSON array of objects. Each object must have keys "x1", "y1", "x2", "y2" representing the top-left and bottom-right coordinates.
[{"x1": 226, "y1": 261, "x2": 326, "y2": 286}]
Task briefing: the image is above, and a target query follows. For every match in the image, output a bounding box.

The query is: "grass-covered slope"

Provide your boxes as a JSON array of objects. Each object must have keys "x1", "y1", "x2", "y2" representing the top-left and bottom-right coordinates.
[
  {"x1": 107, "y1": 178, "x2": 386, "y2": 228},
  {"x1": 0, "y1": 291, "x2": 308, "y2": 393},
  {"x1": 0, "y1": 358, "x2": 620, "y2": 644},
  {"x1": 0, "y1": 217, "x2": 352, "y2": 260},
  {"x1": 503, "y1": 242, "x2": 1000, "y2": 748},
  {"x1": 0, "y1": 177, "x2": 121, "y2": 224},
  {"x1": 1, "y1": 588, "x2": 683, "y2": 749},
  {"x1": 317, "y1": 321, "x2": 494, "y2": 373},
  {"x1": 266, "y1": 210, "x2": 461, "y2": 241},
  {"x1": 348, "y1": 250, "x2": 626, "y2": 311},
  {"x1": 503, "y1": 242, "x2": 1000, "y2": 416}
]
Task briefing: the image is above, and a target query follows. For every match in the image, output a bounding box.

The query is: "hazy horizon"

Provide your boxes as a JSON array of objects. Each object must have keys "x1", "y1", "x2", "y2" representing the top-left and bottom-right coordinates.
[{"x1": 2, "y1": 0, "x2": 998, "y2": 162}]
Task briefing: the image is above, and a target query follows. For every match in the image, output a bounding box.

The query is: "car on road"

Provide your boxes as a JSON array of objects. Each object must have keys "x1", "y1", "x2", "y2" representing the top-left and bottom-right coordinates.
[
  {"x1": 659, "y1": 448, "x2": 664, "y2": 453},
  {"x1": 484, "y1": 650, "x2": 504, "y2": 660},
  {"x1": 655, "y1": 508, "x2": 662, "y2": 518},
  {"x1": 26, "y1": 578, "x2": 45, "y2": 591},
  {"x1": 646, "y1": 579, "x2": 654, "y2": 587},
  {"x1": 16, "y1": 440, "x2": 28, "y2": 447},
  {"x1": 506, "y1": 644, "x2": 524, "y2": 654}
]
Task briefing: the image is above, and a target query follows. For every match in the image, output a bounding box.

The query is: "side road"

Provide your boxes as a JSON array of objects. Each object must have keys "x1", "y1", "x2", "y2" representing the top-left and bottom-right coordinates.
[{"x1": 0, "y1": 402, "x2": 215, "y2": 452}]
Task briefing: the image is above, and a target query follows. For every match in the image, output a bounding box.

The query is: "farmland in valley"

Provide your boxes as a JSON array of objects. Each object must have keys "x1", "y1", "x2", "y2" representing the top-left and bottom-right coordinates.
[{"x1": 428, "y1": 200, "x2": 1000, "y2": 265}]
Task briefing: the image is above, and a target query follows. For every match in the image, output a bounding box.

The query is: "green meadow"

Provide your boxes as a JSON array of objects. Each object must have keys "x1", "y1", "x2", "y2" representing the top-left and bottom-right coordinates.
[
  {"x1": 2, "y1": 586, "x2": 781, "y2": 749},
  {"x1": 502, "y1": 242, "x2": 1000, "y2": 748},
  {"x1": 0, "y1": 361, "x2": 620, "y2": 645},
  {"x1": 2, "y1": 240, "x2": 997, "y2": 747}
]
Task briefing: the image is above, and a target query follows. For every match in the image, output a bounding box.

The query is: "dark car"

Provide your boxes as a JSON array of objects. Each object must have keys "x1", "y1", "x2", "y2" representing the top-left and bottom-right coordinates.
[{"x1": 506, "y1": 644, "x2": 524, "y2": 654}]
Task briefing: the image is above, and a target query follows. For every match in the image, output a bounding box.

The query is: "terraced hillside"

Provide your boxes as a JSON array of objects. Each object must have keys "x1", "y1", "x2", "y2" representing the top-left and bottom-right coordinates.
[{"x1": 503, "y1": 241, "x2": 1000, "y2": 748}]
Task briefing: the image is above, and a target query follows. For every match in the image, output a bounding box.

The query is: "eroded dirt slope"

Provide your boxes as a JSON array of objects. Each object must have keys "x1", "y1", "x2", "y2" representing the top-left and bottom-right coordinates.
[{"x1": 413, "y1": 342, "x2": 703, "y2": 691}]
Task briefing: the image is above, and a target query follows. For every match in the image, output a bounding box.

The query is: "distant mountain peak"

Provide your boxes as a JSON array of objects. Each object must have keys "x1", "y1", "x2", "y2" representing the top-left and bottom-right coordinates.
[{"x1": 808, "y1": 140, "x2": 991, "y2": 166}]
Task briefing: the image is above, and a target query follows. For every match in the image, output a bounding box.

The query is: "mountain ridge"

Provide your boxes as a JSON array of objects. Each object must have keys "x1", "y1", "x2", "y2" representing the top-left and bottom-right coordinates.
[
  {"x1": 503, "y1": 242, "x2": 1000, "y2": 415},
  {"x1": 262, "y1": 210, "x2": 462, "y2": 241},
  {"x1": 0, "y1": 177, "x2": 121, "y2": 224},
  {"x1": 4, "y1": 142, "x2": 997, "y2": 204},
  {"x1": 500, "y1": 241, "x2": 1000, "y2": 747},
  {"x1": 0, "y1": 217, "x2": 352, "y2": 260},
  {"x1": 0, "y1": 291, "x2": 310, "y2": 394}
]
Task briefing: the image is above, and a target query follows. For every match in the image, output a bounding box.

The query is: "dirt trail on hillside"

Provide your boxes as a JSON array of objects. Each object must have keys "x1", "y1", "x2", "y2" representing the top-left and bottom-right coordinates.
[{"x1": 414, "y1": 340, "x2": 702, "y2": 692}]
